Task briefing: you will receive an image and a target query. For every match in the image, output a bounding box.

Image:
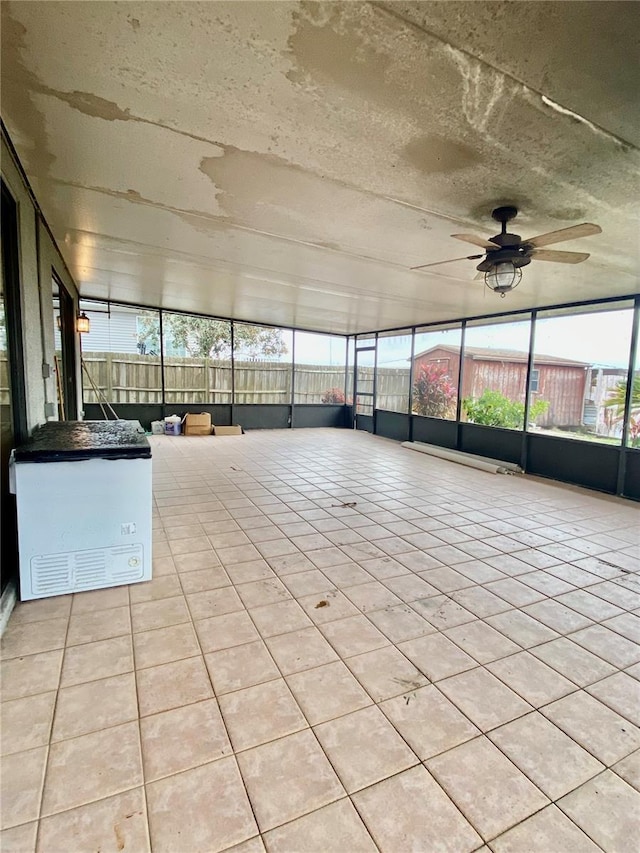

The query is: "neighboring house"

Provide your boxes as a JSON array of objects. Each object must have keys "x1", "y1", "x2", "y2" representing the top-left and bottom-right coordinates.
[
  {"x1": 413, "y1": 345, "x2": 589, "y2": 428},
  {"x1": 584, "y1": 366, "x2": 628, "y2": 436}
]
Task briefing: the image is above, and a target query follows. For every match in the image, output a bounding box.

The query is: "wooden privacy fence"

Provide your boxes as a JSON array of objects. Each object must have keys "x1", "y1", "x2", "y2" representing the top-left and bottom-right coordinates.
[
  {"x1": 0, "y1": 353, "x2": 412, "y2": 408},
  {"x1": 78, "y1": 353, "x2": 411, "y2": 407}
]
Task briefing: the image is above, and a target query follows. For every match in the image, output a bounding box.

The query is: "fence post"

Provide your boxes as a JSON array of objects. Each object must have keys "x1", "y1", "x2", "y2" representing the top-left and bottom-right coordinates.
[
  {"x1": 204, "y1": 356, "x2": 210, "y2": 403},
  {"x1": 106, "y1": 352, "x2": 113, "y2": 401}
]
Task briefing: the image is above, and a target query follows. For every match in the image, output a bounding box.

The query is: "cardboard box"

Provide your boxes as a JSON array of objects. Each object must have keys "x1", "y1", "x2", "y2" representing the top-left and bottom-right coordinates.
[
  {"x1": 212, "y1": 425, "x2": 243, "y2": 436},
  {"x1": 183, "y1": 412, "x2": 212, "y2": 436}
]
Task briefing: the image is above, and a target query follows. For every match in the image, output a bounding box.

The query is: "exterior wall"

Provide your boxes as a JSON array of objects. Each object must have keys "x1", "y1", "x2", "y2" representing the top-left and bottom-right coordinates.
[
  {"x1": 1, "y1": 133, "x2": 81, "y2": 429},
  {"x1": 533, "y1": 364, "x2": 587, "y2": 427},
  {"x1": 413, "y1": 348, "x2": 462, "y2": 387}
]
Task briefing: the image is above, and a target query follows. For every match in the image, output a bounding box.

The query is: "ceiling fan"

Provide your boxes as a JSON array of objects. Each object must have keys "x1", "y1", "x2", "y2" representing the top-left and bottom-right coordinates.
[{"x1": 411, "y1": 206, "x2": 602, "y2": 296}]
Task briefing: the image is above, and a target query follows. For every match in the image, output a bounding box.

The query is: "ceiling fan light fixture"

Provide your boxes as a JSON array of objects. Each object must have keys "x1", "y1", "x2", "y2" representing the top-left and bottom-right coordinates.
[{"x1": 484, "y1": 261, "x2": 522, "y2": 297}]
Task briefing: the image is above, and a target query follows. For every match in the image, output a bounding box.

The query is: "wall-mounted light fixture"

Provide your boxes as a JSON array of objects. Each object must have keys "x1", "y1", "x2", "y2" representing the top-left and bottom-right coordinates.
[{"x1": 76, "y1": 312, "x2": 91, "y2": 334}]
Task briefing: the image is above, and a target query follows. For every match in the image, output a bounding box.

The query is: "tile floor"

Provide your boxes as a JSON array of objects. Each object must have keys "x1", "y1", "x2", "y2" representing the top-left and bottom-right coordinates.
[{"x1": 1, "y1": 428, "x2": 639, "y2": 852}]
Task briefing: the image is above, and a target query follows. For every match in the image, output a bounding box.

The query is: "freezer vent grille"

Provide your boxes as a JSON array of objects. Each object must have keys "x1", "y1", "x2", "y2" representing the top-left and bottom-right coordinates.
[{"x1": 31, "y1": 544, "x2": 144, "y2": 596}]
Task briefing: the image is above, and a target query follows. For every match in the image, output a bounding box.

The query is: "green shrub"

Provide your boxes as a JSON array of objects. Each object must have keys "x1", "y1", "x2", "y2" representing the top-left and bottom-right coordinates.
[{"x1": 463, "y1": 389, "x2": 549, "y2": 429}]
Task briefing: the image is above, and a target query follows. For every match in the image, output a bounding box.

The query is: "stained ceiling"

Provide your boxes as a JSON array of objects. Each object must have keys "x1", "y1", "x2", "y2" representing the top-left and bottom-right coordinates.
[{"x1": 2, "y1": 1, "x2": 639, "y2": 334}]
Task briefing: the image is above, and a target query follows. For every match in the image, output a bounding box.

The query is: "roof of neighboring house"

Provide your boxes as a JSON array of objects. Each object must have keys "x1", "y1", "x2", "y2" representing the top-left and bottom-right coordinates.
[{"x1": 413, "y1": 344, "x2": 589, "y2": 368}]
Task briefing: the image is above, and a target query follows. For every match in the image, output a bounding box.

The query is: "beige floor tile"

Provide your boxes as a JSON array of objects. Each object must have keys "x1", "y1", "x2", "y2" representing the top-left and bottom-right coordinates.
[
  {"x1": 398, "y1": 633, "x2": 477, "y2": 682},
  {"x1": 613, "y1": 749, "x2": 640, "y2": 792},
  {"x1": 0, "y1": 820, "x2": 37, "y2": 853},
  {"x1": 195, "y1": 610, "x2": 260, "y2": 652},
  {"x1": 320, "y1": 562, "x2": 372, "y2": 588},
  {"x1": 343, "y1": 581, "x2": 403, "y2": 613},
  {"x1": 186, "y1": 586, "x2": 244, "y2": 620},
  {"x1": 587, "y1": 672, "x2": 640, "y2": 725},
  {"x1": 133, "y1": 622, "x2": 200, "y2": 669},
  {"x1": 427, "y1": 736, "x2": 549, "y2": 841},
  {"x1": 219, "y1": 679, "x2": 307, "y2": 751},
  {"x1": 358, "y1": 555, "x2": 408, "y2": 580},
  {"x1": 352, "y1": 764, "x2": 481, "y2": 852},
  {"x1": 130, "y1": 596, "x2": 189, "y2": 633},
  {"x1": 314, "y1": 705, "x2": 418, "y2": 792},
  {"x1": 1, "y1": 649, "x2": 62, "y2": 700},
  {"x1": 542, "y1": 691, "x2": 640, "y2": 764},
  {"x1": 522, "y1": 599, "x2": 593, "y2": 633},
  {"x1": 41, "y1": 721, "x2": 142, "y2": 816},
  {"x1": 179, "y1": 565, "x2": 232, "y2": 594},
  {"x1": 1, "y1": 618, "x2": 68, "y2": 659},
  {"x1": 0, "y1": 747, "x2": 47, "y2": 830},
  {"x1": 559, "y1": 589, "x2": 626, "y2": 621},
  {"x1": 173, "y1": 549, "x2": 222, "y2": 572},
  {"x1": 438, "y1": 668, "x2": 532, "y2": 731},
  {"x1": 262, "y1": 798, "x2": 377, "y2": 853},
  {"x1": 265, "y1": 627, "x2": 338, "y2": 675},
  {"x1": 147, "y1": 757, "x2": 258, "y2": 852},
  {"x1": 205, "y1": 640, "x2": 280, "y2": 694},
  {"x1": 225, "y1": 560, "x2": 275, "y2": 584},
  {"x1": 61, "y1": 635, "x2": 133, "y2": 686},
  {"x1": 486, "y1": 610, "x2": 559, "y2": 648},
  {"x1": 570, "y1": 624, "x2": 640, "y2": 668},
  {"x1": 382, "y1": 574, "x2": 440, "y2": 603},
  {"x1": 603, "y1": 612, "x2": 640, "y2": 644},
  {"x1": 67, "y1": 606, "x2": 132, "y2": 646},
  {"x1": 226, "y1": 836, "x2": 265, "y2": 853},
  {"x1": 165, "y1": 523, "x2": 206, "y2": 541},
  {"x1": 136, "y1": 655, "x2": 212, "y2": 716},
  {"x1": 489, "y1": 712, "x2": 604, "y2": 799},
  {"x1": 152, "y1": 555, "x2": 176, "y2": 576},
  {"x1": 366, "y1": 603, "x2": 435, "y2": 642},
  {"x1": 249, "y1": 600, "x2": 312, "y2": 638},
  {"x1": 419, "y1": 566, "x2": 475, "y2": 592},
  {"x1": 52, "y1": 672, "x2": 138, "y2": 741},
  {"x1": 444, "y1": 620, "x2": 520, "y2": 664},
  {"x1": 380, "y1": 684, "x2": 480, "y2": 759},
  {"x1": 558, "y1": 770, "x2": 640, "y2": 853},
  {"x1": 71, "y1": 585, "x2": 129, "y2": 614},
  {"x1": 217, "y1": 544, "x2": 263, "y2": 565},
  {"x1": 236, "y1": 578, "x2": 292, "y2": 609},
  {"x1": 487, "y1": 651, "x2": 576, "y2": 706},
  {"x1": 448, "y1": 586, "x2": 511, "y2": 618},
  {"x1": 237, "y1": 729, "x2": 344, "y2": 832},
  {"x1": 412, "y1": 595, "x2": 476, "y2": 630},
  {"x1": 490, "y1": 804, "x2": 600, "y2": 852},
  {"x1": 1, "y1": 692, "x2": 56, "y2": 755},
  {"x1": 286, "y1": 660, "x2": 372, "y2": 725},
  {"x1": 530, "y1": 637, "x2": 617, "y2": 686},
  {"x1": 319, "y1": 614, "x2": 389, "y2": 658},
  {"x1": 37, "y1": 788, "x2": 150, "y2": 853},
  {"x1": 10, "y1": 596, "x2": 71, "y2": 625},
  {"x1": 283, "y1": 570, "x2": 333, "y2": 597},
  {"x1": 129, "y1": 574, "x2": 182, "y2": 604},
  {"x1": 296, "y1": 589, "x2": 361, "y2": 624},
  {"x1": 140, "y1": 698, "x2": 231, "y2": 781},
  {"x1": 346, "y1": 645, "x2": 428, "y2": 702},
  {"x1": 169, "y1": 535, "x2": 213, "y2": 556}
]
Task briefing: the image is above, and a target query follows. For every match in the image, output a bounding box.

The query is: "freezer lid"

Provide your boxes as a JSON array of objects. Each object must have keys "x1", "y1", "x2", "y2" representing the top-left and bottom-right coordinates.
[{"x1": 13, "y1": 420, "x2": 152, "y2": 462}]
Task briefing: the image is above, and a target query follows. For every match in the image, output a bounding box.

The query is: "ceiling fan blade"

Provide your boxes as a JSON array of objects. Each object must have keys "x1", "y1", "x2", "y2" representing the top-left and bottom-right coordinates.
[
  {"x1": 524, "y1": 223, "x2": 602, "y2": 248},
  {"x1": 451, "y1": 233, "x2": 500, "y2": 249},
  {"x1": 531, "y1": 248, "x2": 590, "y2": 264},
  {"x1": 411, "y1": 254, "x2": 483, "y2": 271}
]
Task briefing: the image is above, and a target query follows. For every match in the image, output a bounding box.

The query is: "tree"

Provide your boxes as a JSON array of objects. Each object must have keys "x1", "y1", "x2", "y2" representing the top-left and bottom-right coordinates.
[
  {"x1": 604, "y1": 373, "x2": 640, "y2": 446},
  {"x1": 138, "y1": 313, "x2": 287, "y2": 360},
  {"x1": 463, "y1": 389, "x2": 549, "y2": 429},
  {"x1": 321, "y1": 387, "x2": 345, "y2": 404},
  {"x1": 412, "y1": 362, "x2": 457, "y2": 418}
]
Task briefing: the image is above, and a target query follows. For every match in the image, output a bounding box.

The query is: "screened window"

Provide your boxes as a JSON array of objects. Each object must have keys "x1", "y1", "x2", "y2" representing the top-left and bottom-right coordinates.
[
  {"x1": 162, "y1": 313, "x2": 231, "y2": 404},
  {"x1": 532, "y1": 302, "x2": 634, "y2": 443},
  {"x1": 376, "y1": 331, "x2": 411, "y2": 413},
  {"x1": 81, "y1": 303, "x2": 162, "y2": 404},
  {"x1": 233, "y1": 324, "x2": 292, "y2": 404},
  {"x1": 294, "y1": 331, "x2": 346, "y2": 404},
  {"x1": 462, "y1": 316, "x2": 532, "y2": 430},
  {"x1": 412, "y1": 324, "x2": 461, "y2": 420}
]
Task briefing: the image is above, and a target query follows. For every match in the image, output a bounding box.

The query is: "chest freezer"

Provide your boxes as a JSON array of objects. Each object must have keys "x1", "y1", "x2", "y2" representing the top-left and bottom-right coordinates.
[{"x1": 9, "y1": 420, "x2": 152, "y2": 601}]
